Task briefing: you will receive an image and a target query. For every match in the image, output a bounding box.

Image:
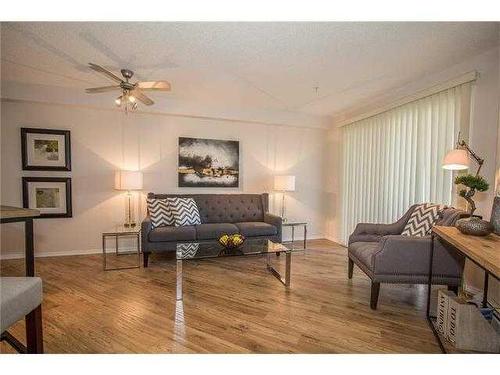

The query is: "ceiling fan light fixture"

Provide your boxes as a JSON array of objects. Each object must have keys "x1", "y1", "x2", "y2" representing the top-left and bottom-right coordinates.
[
  {"x1": 128, "y1": 95, "x2": 136, "y2": 103},
  {"x1": 115, "y1": 96, "x2": 122, "y2": 106}
]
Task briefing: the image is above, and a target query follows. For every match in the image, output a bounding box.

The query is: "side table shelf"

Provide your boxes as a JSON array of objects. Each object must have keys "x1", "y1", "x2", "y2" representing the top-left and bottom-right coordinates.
[{"x1": 102, "y1": 225, "x2": 141, "y2": 271}]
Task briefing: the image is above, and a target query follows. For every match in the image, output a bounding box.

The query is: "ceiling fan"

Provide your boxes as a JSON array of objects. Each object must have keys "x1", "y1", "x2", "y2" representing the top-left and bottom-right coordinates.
[{"x1": 85, "y1": 63, "x2": 171, "y2": 112}]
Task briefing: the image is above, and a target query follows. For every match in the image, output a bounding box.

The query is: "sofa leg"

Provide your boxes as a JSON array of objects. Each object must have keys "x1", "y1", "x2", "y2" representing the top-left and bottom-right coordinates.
[
  {"x1": 370, "y1": 282, "x2": 380, "y2": 310},
  {"x1": 143, "y1": 252, "x2": 149, "y2": 268},
  {"x1": 348, "y1": 258, "x2": 354, "y2": 279},
  {"x1": 448, "y1": 285, "x2": 459, "y2": 295},
  {"x1": 26, "y1": 305, "x2": 43, "y2": 354}
]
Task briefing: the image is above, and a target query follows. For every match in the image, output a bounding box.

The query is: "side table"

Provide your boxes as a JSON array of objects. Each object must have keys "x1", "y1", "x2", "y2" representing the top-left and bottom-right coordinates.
[
  {"x1": 283, "y1": 221, "x2": 307, "y2": 250},
  {"x1": 102, "y1": 225, "x2": 141, "y2": 271}
]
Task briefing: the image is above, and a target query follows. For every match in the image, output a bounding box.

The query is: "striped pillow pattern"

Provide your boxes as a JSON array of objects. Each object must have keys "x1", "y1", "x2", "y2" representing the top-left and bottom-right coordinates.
[
  {"x1": 166, "y1": 197, "x2": 201, "y2": 226},
  {"x1": 401, "y1": 203, "x2": 445, "y2": 237},
  {"x1": 147, "y1": 198, "x2": 175, "y2": 228}
]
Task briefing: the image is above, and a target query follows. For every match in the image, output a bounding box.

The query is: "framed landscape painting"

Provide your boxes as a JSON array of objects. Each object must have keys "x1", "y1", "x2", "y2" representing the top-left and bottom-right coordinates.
[
  {"x1": 21, "y1": 128, "x2": 71, "y2": 171},
  {"x1": 22, "y1": 177, "x2": 72, "y2": 218},
  {"x1": 178, "y1": 137, "x2": 239, "y2": 188}
]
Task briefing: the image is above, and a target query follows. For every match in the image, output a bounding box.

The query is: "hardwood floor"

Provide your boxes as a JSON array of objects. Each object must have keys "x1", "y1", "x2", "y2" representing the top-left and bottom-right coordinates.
[{"x1": 0, "y1": 239, "x2": 440, "y2": 353}]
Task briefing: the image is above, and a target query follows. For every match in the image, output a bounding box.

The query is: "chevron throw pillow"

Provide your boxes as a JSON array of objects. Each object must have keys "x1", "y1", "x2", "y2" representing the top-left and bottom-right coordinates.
[
  {"x1": 147, "y1": 198, "x2": 175, "y2": 228},
  {"x1": 167, "y1": 197, "x2": 201, "y2": 226},
  {"x1": 401, "y1": 203, "x2": 445, "y2": 237}
]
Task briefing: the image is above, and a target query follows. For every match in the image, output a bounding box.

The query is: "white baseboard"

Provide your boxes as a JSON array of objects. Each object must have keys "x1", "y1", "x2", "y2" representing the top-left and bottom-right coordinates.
[
  {"x1": 1, "y1": 236, "x2": 332, "y2": 260},
  {"x1": 0, "y1": 247, "x2": 138, "y2": 260}
]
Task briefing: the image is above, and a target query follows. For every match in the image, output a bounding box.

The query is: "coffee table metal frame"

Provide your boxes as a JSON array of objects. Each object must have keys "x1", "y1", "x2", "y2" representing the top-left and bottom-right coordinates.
[{"x1": 176, "y1": 241, "x2": 291, "y2": 301}]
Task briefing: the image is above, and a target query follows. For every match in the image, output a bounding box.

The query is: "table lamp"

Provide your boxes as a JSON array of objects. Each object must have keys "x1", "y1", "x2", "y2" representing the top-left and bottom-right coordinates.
[
  {"x1": 115, "y1": 170, "x2": 143, "y2": 227},
  {"x1": 274, "y1": 175, "x2": 295, "y2": 222}
]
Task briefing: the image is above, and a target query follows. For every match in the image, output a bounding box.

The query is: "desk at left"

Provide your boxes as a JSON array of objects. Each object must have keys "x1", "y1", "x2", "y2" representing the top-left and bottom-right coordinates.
[{"x1": 0, "y1": 205, "x2": 40, "y2": 276}]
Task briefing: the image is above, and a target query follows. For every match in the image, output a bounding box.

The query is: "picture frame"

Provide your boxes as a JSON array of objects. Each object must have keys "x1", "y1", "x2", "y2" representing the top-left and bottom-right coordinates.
[
  {"x1": 178, "y1": 137, "x2": 240, "y2": 188},
  {"x1": 21, "y1": 128, "x2": 71, "y2": 171},
  {"x1": 22, "y1": 177, "x2": 72, "y2": 218}
]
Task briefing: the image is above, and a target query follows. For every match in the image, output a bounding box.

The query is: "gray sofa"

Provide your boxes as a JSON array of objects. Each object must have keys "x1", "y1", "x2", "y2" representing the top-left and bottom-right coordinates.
[
  {"x1": 348, "y1": 204, "x2": 468, "y2": 309},
  {"x1": 141, "y1": 193, "x2": 282, "y2": 267}
]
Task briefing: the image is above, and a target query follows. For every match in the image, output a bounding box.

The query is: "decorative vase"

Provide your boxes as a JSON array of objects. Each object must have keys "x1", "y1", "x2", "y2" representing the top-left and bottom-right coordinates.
[
  {"x1": 491, "y1": 196, "x2": 500, "y2": 235},
  {"x1": 455, "y1": 217, "x2": 494, "y2": 237}
]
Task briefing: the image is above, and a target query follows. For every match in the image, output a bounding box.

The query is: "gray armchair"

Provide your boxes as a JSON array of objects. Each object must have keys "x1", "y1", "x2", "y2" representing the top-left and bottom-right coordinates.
[{"x1": 348, "y1": 204, "x2": 468, "y2": 309}]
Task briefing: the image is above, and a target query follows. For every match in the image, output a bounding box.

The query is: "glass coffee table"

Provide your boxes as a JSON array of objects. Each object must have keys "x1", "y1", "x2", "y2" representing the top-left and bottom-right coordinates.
[{"x1": 175, "y1": 239, "x2": 291, "y2": 300}]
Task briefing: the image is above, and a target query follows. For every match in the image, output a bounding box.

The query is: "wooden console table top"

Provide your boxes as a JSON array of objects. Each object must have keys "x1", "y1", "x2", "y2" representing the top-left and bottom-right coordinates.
[{"x1": 433, "y1": 226, "x2": 500, "y2": 278}]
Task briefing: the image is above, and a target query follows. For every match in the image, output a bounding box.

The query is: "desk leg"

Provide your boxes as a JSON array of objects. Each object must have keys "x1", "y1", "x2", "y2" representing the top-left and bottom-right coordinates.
[
  {"x1": 25, "y1": 218, "x2": 34, "y2": 277},
  {"x1": 483, "y1": 271, "x2": 489, "y2": 308},
  {"x1": 426, "y1": 233, "x2": 446, "y2": 353},
  {"x1": 426, "y1": 233, "x2": 434, "y2": 318}
]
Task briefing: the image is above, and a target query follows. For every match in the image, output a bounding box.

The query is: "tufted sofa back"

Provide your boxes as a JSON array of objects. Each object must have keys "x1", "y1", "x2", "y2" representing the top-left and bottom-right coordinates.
[{"x1": 147, "y1": 193, "x2": 269, "y2": 224}]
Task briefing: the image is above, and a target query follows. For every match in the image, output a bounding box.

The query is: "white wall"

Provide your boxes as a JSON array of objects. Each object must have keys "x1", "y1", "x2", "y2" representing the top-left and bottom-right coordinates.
[{"x1": 0, "y1": 100, "x2": 329, "y2": 258}]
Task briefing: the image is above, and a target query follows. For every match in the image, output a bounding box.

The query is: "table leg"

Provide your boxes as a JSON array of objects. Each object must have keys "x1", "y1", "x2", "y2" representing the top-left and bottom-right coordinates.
[
  {"x1": 115, "y1": 234, "x2": 119, "y2": 255},
  {"x1": 285, "y1": 251, "x2": 291, "y2": 287},
  {"x1": 25, "y1": 218, "x2": 34, "y2": 277},
  {"x1": 303, "y1": 225, "x2": 307, "y2": 250},
  {"x1": 102, "y1": 235, "x2": 106, "y2": 270},
  {"x1": 291, "y1": 226, "x2": 295, "y2": 249},
  {"x1": 176, "y1": 259, "x2": 183, "y2": 301}
]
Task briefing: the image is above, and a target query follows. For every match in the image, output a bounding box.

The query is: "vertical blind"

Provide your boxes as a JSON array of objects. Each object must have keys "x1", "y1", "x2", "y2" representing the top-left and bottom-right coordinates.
[{"x1": 341, "y1": 83, "x2": 472, "y2": 244}]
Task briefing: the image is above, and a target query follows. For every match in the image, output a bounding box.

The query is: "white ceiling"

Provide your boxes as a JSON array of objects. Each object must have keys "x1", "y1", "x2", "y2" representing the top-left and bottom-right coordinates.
[{"x1": 1, "y1": 22, "x2": 499, "y2": 121}]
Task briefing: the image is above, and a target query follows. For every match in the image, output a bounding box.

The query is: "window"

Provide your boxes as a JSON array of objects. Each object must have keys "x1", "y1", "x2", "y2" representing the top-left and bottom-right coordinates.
[{"x1": 341, "y1": 83, "x2": 472, "y2": 244}]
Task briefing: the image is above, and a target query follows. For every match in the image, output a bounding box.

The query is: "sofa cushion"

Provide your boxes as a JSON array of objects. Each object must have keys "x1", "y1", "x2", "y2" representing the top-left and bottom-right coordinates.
[
  {"x1": 195, "y1": 223, "x2": 240, "y2": 240},
  {"x1": 235, "y1": 222, "x2": 277, "y2": 237},
  {"x1": 167, "y1": 197, "x2": 201, "y2": 226},
  {"x1": 148, "y1": 225, "x2": 196, "y2": 242},
  {"x1": 349, "y1": 242, "x2": 379, "y2": 270}
]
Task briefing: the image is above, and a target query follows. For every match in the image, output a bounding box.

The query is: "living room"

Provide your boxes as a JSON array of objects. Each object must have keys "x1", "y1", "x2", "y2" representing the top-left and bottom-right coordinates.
[{"x1": 1, "y1": 1, "x2": 499, "y2": 371}]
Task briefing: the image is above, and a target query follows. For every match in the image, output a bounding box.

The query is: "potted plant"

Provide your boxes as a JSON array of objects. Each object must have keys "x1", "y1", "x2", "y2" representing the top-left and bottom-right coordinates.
[{"x1": 454, "y1": 173, "x2": 493, "y2": 236}]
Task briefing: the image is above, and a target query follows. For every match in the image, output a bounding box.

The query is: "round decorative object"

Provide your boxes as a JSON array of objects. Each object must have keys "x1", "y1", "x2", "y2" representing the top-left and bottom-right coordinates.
[
  {"x1": 455, "y1": 217, "x2": 494, "y2": 237},
  {"x1": 218, "y1": 233, "x2": 246, "y2": 249}
]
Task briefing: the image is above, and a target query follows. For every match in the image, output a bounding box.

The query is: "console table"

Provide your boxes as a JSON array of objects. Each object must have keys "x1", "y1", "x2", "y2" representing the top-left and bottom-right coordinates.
[
  {"x1": 427, "y1": 226, "x2": 500, "y2": 353},
  {"x1": 0, "y1": 205, "x2": 40, "y2": 276}
]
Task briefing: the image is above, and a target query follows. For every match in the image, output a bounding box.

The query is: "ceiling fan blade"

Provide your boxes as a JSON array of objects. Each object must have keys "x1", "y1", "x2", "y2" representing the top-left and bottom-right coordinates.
[
  {"x1": 131, "y1": 89, "x2": 154, "y2": 106},
  {"x1": 85, "y1": 85, "x2": 121, "y2": 93},
  {"x1": 88, "y1": 63, "x2": 122, "y2": 83},
  {"x1": 137, "y1": 81, "x2": 171, "y2": 91}
]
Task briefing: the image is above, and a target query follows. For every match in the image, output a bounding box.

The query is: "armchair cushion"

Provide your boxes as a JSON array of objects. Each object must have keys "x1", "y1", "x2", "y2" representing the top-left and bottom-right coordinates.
[{"x1": 349, "y1": 241, "x2": 378, "y2": 269}]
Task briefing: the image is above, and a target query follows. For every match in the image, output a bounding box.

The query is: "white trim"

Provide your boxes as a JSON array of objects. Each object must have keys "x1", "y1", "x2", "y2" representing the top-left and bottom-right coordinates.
[
  {"x1": 0, "y1": 246, "x2": 136, "y2": 260},
  {"x1": 335, "y1": 71, "x2": 478, "y2": 128},
  {"x1": 0, "y1": 236, "x2": 331, "y2": 259}
]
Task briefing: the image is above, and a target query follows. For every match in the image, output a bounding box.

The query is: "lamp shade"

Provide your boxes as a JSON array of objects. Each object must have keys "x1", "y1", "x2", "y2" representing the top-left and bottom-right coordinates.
[
  {"x1": 115, "y1": 170, "x2": 143, "y2": 190},
  {"x1": 442, "y1": 149, "x2": 470, "y2": 170},
  {"x1": 274, "y1": 175, "x2": 295, "y2": 192}
]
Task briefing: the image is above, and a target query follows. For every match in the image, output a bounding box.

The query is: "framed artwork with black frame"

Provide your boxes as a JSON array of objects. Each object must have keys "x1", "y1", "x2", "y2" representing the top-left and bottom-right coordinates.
[
  {"x1": 21, "y1": 128, "x2": 71, "y2": 171},
  {"x1": 22, "y1": 177, "x2": 72, "y2": 218}
]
